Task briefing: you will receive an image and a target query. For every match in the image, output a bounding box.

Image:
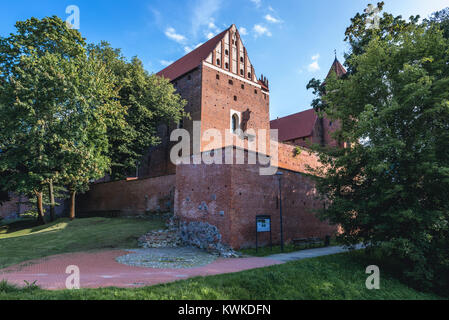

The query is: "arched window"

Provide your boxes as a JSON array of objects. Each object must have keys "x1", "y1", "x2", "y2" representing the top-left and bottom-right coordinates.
[{"x1": 232, "y1": 114, "x2": 239, "y2": 133}]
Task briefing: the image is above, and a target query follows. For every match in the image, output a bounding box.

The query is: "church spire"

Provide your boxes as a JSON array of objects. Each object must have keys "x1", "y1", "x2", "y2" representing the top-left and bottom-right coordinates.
[{"x1": 326, "y1": 54, "x2": 347, "y2": 79}]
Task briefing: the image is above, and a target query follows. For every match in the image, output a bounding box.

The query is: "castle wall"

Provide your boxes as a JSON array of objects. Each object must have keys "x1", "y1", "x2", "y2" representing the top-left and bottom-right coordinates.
[
  {"x1": 0, "y1": 193, "x2": 31, "y2": 220},
  {"x1": 77, "y1": 175, "x2": 176, "y2": 216},
  {"x1": 200, "y1": 63, "x2": 271, "y2": 154},
  {"x1": 174, "y1": 158, "x2": 234, "y2": 245},
  {"x1": 139, "y1": 67, "x2": 203, "y2": 178},
  {"x1": 277, "y1": 143, "x2": 322, "y2": 174},
  {"x1": 174, "y1": 147, "x2": 336, "y2": 249}
]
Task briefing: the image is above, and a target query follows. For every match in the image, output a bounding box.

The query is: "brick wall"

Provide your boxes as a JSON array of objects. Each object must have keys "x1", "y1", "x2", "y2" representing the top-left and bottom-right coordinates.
[
  {"x1": 77, "y1": 175, "x2": 176, "y2": 216},
  {"x1": 139, "y1": 67, "x2": 203, "y2": 178},
  {"x1": 281, "y1": 117, "x2": 342, "y2": 149},
  {"x1": 0, "y1": 193, "x2": 31, "y2": 219},
  {"x1": 277, "y1": 142, "x2": 321, "y2": 174},
  {"x1": 175, "y1": 148, "x2": 336, "y2": 249},
  {"x1": 174, "y1": 160, "x2": 234, "y2": 244},
  {"x1": 200, "y1": 63, "x2": 271, "y2": 153}
]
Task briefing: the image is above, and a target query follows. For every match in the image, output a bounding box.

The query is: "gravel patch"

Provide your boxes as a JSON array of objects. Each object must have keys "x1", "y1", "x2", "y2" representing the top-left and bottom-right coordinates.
[{"x1": 116, "y1": 247, "x2": 218, "y2": 269}]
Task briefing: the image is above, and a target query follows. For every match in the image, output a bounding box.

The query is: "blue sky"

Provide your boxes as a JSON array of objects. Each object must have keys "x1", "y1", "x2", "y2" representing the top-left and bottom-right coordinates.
[{"x1": 1, "y1": 0, "x2": 448, "y2": 119}]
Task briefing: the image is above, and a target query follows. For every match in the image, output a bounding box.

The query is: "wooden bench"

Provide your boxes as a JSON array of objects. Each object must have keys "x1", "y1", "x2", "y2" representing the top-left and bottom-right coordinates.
[{"x1": 292, "y1": 236, "x2": 329, "y2": 248}]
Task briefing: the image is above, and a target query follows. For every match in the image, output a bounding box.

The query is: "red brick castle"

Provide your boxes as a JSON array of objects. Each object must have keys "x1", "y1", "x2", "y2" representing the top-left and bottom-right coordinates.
[{"x1": 3, "y1": 25, "x2": 345, "y2": 250}]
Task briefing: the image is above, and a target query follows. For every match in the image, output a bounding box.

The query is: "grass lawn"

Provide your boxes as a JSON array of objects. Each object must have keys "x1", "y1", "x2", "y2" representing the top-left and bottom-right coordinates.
[
  {"x1": 0, "y1": 216, "x2": 165, "y2": 269},
  {"x1": 0, "y1": 251, "x2": 445, "y2": 300},
  {"x1": 0, "y1": 216, "x2": 445, "y2": 300}
]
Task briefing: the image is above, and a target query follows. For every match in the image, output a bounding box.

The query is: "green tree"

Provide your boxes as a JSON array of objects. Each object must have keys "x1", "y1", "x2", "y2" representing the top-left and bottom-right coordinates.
[
  {"x1": 308, "y1": 8, "x2": 449, "y2": 294},
  {"x1": 426, "y1": 7, "x2": 449, "y2": 39},
  {"x1": 0, "y1": 17, "x2": 124, "y2": 223},
  {"x1": 88, "y1": 43, "x2": 187, "y2": 180}
]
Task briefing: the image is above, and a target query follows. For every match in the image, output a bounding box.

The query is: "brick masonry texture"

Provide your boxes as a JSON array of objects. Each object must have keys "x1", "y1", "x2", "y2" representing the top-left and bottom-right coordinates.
[
  {"x1": 139, "y1": 67, "x2": 203, "y2": 178},
  {"x1": 174, "y1": 148, "x2": 336, "y2": 249},
  {"x1": 0, "y1": 193, "x2": 31, "y2": 219},
  {"x1": 277, "y1": 143, "x2": 322, "y2": 173},
  {"x1": 200, "y1": 63, "x2": 271, "y2": 153},
  {"x1": 77, "y1": 175, "x2": 176, "y2": 216}
]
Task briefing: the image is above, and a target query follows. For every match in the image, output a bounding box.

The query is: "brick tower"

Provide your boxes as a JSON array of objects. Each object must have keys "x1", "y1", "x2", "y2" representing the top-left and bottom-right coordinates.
[{"x1": 139, "y1": 24, "x2": 271, "y2": 178}]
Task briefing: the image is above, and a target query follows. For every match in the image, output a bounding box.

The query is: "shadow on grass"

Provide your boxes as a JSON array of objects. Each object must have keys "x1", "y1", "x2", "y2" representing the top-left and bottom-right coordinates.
[{"x1": 0, "y1": 216, "x2": 166, "y2": 270}]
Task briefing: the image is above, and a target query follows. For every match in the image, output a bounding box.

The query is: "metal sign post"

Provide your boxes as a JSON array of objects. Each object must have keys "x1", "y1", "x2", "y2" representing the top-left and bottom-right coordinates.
[{"x1": 256, "y1": 215, "x2": 272, "y2": 253}]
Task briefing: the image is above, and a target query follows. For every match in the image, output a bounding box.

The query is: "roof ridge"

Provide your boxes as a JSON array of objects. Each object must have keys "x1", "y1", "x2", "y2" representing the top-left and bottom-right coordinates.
[
  {"x1": 272, "y1": 108, "x2": 316, "y2": 121},
  {"x1": 270, "y1": 108, "x2": 318, "y2": 141},
  {"x1": 157, "y1": 25, "x2": 232, "y2": 81}
]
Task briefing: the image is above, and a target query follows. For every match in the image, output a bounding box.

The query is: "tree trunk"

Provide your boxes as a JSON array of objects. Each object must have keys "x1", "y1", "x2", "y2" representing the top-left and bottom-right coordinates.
[
  {"x1": 35, "y1": 191, "x2": 46, "y2": 225},
  {"x1": 69, "y1": 190, "x2": 76, "y2": 220},
  {"x1": 48, "y1": 180, "x2": 56, "y2": 222}
]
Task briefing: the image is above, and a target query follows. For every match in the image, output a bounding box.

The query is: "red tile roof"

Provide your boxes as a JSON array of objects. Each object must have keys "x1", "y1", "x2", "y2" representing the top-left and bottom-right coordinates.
[
  {"x1": 327, "y1": 58, "x2": 347, "y2": 78},
  {"x1": 157, "y1": 26, "x2": 231, "y2": 81},
  {"x1": 270, "y1": 108, "x2": 318, "y2": 142}
]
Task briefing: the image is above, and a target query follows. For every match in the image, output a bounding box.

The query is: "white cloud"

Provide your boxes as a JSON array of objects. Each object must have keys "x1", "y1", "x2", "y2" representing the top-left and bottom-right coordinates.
[
  {"x1": 165, "y1": 27, "x2": 187, "y2": 43},
  {"x1": 191, "y1": 0, "x2": 222, "y2": 36},
  {"x1": 203, "y1": 18, "x2": 221, "y2": 39},
  {"x1": 308, "y1": 54, "x2": 321, "y2": 72},
  {"x1": 308, "y1": 62, "x2": 320, "y2": 72},
  {"x1": 160, "y1": 60, "x2": 173, "y2": 67},
  {"x1": 208, "y1": 21, "x2": 218, "y2": 30},
  {"x1": 253, "y1": 24, "x2": 272, "y2": 37},
  {"x1": 239, "y1": 27, "x2": 248, "y2": 36},
  {"x1": 264, "y1": 14, "x2": 281, "y2": 23}
]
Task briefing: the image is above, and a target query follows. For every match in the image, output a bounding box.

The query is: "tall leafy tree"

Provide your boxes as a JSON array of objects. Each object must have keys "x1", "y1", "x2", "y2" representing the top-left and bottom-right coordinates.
[
  {"x1": 308, "y1": 7, "x2": 449, "y2": 294},
  {"x1": 88, "y1": 43, "x2": 186, "y2": 180},
  {"x1": 0, "y1": 17, "x2": 124, "y2": 223},
  {"x1": 427, "y1": 7, "x2": 449, "y2": 39}
]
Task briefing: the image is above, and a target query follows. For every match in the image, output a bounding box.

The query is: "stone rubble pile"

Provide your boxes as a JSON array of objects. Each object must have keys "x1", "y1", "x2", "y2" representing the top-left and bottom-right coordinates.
[
  {"x1": 179, "y1": 221, "x2": 241, "y2": 258},
  {"x1": 137, "y1": 229, "x2": 183, "y2": 248},
  {"x1": 138, "y1": 215, "x2": 241, "y2": 258}
]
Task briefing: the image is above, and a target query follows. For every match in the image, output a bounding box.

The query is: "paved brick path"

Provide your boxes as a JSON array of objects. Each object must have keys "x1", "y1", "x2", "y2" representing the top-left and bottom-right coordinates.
[
  {"x1": 0, "y1": 245, "x2": 359, "y2": 290},
  {"x1": 266, "y1": 244, "x2": 364, "y2": 262},
  {"x1": 0, "y1": 249, "x2": 282, "y2": 290}
]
